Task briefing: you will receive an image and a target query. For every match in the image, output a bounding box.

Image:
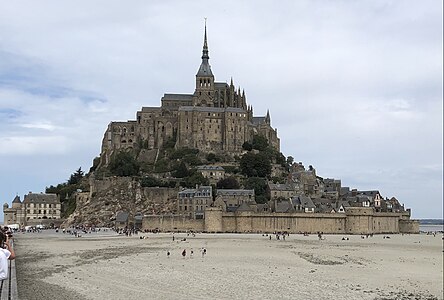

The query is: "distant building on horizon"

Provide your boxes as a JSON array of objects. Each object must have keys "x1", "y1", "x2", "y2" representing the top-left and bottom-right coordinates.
[{"x1": 3, "y1": 192, "x2": 62, "y2": 227}]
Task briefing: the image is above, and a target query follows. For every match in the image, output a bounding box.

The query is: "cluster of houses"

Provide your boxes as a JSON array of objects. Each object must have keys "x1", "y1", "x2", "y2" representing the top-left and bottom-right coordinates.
[{"x1": 178, "y1": 163, "x2": 406, "y2": 219}]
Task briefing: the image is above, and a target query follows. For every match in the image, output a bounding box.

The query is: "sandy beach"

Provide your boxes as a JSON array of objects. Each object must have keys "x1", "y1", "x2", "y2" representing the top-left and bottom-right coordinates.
[{"x1": 14, "y1": 230, "x2": 443, "y2": 300}]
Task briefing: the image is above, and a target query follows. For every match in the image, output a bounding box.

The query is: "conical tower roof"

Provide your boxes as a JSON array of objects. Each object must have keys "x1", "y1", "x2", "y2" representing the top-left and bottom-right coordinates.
[{"x1": 12, "y1": 195, "x2": 21, "y2": 204}]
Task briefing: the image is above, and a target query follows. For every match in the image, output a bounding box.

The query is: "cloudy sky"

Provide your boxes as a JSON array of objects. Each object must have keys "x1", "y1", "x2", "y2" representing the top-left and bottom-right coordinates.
[{"x1": 0, "y1": 1, "x2": 442, "y2": 220}]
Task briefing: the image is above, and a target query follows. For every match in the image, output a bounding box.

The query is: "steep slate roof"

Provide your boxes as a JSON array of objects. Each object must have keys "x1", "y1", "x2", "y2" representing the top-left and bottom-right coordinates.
[
  {"x1": 214, "y1": 82, "x2": 229, "y2": 89},
  {"x1": 236, "y1": 202, "x2": 254, "y2": 212},
  {"x1": 356, "y1": 195, "x2": 372, "y2": 203},
  {"x1": 116, "y1": 211, "x2": 129, "y2": 223},
  {"x1": 276, "y1": 201, "x2": 292, "y2": 213},
  {"x1": 179, "y1": 186, "x2": 212, "y2": 197},
  {"x1": 178, "y1": 106, "x2": 245, "y2": 113},
  {"x1": 340, "y1": 187, "x2": 350, "y2": 196},
  {"x1": 268, "y1": 182, "x2": 295, "y2": 191},
  {"x1": 12, "y1": 195, "x2": 21, "y2": 204},
  {"x1": 197, "y1": 165, "x2": 224, "y2": 171},
  {"x1": 216, "y1": 189, "x2": 254, "y2": 196},
  {"x1": 256, "y1": 203, "x2": 269, "y2": 212},
  {"x1": 23, "y1": 193, "x2": 59, "y2": 204},
  {"x1": 337, "y1": 200, "x2": 351, "y2": 209},
  {"x1": 299, "y1": 196, "x2": 315, "y2": 209},
  {"x1": 141, "y1": 107, "x2": 161, "y2": 112},
  {"x1": 315, "y1": 204, "x2": 333, "y2": 213},
  {"x1": 252, "y1": 117, "x2": 266, "y2": 125},
  {"x1": 161, "y1": 93, "x2": 194, "y2": 101},
  {"x1": 226, "y1": 206, "x2": 237, "y2": 212},
  {"x1": 358, "y1": 190, "x2": 380, "y2": 199},
  {"x1": 178, "y1": 189, "x2": 196, "y2": 196}
]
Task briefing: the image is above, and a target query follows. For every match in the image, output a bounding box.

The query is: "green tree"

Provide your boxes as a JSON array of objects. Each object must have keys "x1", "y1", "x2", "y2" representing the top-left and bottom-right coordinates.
[
  {"x1": 172, "y1": 162, "x2": 189, "y2": 178},
  {"x1": 109, "y1": 151, "x2": 140, "y2": 176},
  {"x1": 182, "y1": 171, "x2": 209, "y2": 188},
  {"x1": 252, "y1": 135, "x2": 269, "y2": 151},
  {"x1": 244, "y1": 177, "x2": 268, "y2": 204},
  {"x1": 240, "y1": 152, "x2": 272, "y2": 178},
  {"x1": 154, "y1": 158, "x2": 169, "y2": 173},
  {"x1": 141, "y1": 176, "x2": 164, "y2": 187},
  {"x1": 68, "y1": 167, "x2": 84, "y2": 185},
  {"x1": 206, "y1": 153, "x2": 220, "y2": 163},
  {"x1": 216, "y1": 176, "x2": 240, "y2": 189}
]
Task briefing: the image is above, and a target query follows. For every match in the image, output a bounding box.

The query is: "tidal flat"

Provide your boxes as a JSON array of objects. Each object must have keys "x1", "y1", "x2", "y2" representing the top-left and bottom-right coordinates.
[{"x1": 14, "y1": 230, "x2": 443, "y2": 300}]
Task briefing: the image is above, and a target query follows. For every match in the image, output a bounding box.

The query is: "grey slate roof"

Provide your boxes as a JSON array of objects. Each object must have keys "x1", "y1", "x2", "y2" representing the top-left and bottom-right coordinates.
[
  {"x1": 12, "y1": 195, "x2": 21, "y2": 204},
  {"x1": 116, "y1": 211, "x2": 129, "y2": 223},
  {"x1": 236, "y1": 202, "x2": 254, "y2": 212},
  {"x1": 197, "y1": 165, "x2": 224, "y2": 171},
  {"x1": 276, "y1": 201, "x2": 292, "y2": 213},
  {"x1": 179, "y1": 106, "x2": 241, "y2": 113},
  {"x1": 256, "y1": 203, "x2": 269, "y2": 212},
  {"x1": 337, "y1": 201, "x2": 351, "y2": 208},
  {"x1": 299, "y1": 196, "x2": 315, "y2": 209},
  {"x1": 179, "y1": 186, "x2": 212, "y2": 197},
  {"x1": 214, "y1": 82, "x2": 229, "y2": 89},
  {"x1": 252, "y1": 117, "x2": 266, "y2": 125},
  {"x1": 141, "y1": 107, "x2": 161, "y2": 112},
  {"x1": 161, "y1": 93, "x2": 194, "y2": 101},
  {"x1": 268, "y1": 182, "x2": 295, "y2": 191},
  {"x1": 358, "y1": 190, "x2": 380, "y2": 199},
  {"x1": 226, "y1": 206, "x2": 237, "y2": 212},
  {"x1": 216, "y1": 189, "x2": 254, "y2": 196},
  {"x1": 196, "y1": 61, "x2": 213, "y2": 77},
  {"x1": 23, "y1": 193, "x2": 59, "y2": 204}
]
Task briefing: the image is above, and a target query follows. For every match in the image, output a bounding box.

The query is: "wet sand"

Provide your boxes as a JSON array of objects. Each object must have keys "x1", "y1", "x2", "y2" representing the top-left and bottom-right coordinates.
[{"x1": 14, "y1": 230, "x2": 443, "y2": 300}]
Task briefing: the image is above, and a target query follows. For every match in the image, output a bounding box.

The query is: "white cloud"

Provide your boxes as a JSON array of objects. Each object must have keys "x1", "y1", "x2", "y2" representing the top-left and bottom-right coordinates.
[{"x1": 0, "y1": 0, "x2": 441, "y2": 219}]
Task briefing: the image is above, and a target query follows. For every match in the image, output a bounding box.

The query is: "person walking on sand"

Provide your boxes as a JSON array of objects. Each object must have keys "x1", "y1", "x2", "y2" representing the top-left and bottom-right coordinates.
[
  {"x1": 182, "y1": 249, "x2": 186, "y2": 258},
  {"x1": 167, "y1": 251, "x2": 170, "y2": 258}
]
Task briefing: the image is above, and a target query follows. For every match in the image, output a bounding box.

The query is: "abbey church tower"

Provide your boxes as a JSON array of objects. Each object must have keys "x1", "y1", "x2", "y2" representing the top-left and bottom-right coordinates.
[{"x1": 193, "y1": 22, "x2": 215, "y2": 107}]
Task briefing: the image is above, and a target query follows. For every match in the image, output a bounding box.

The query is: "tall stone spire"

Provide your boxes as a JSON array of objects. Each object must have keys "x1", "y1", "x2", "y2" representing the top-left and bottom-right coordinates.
[
  {"x1": 194, "y1": 19, "x2": 215, "y2": 107},
  {"x1": 196, "y1": 19, "x2": 213, "y2": 77},
  {"x1": 265, "y1": 109, "x2": 271, "y2": 124}
]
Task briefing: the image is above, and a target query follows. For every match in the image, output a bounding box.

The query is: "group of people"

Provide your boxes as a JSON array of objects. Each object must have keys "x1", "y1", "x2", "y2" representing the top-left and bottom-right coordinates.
[
  {"x1": 167, "y1": 248, "x2": 207, "y2": 258},
  {"x1": 0, "y1": 226, "x2": 16, "y2": 280}
]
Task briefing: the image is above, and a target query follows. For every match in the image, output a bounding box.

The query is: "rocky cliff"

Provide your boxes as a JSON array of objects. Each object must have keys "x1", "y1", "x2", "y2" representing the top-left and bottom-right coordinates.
[{"x1": 63, "y1": 176, "x2": 178, "y2": 227}]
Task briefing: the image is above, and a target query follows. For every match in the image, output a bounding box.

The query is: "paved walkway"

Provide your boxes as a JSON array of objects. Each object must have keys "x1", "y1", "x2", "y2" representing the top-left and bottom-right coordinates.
[{"x1": 0, "y1": 260, "x2": 18, "y2": 300}]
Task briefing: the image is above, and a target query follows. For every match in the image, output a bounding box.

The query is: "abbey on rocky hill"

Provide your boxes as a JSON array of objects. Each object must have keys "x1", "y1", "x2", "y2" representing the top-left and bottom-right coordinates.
[{"x1": 100, "y1": 24, "x2": 280, "y2": 165}]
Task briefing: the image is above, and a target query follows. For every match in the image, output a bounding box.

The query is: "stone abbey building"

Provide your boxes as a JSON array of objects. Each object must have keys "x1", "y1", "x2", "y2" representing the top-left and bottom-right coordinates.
[{"x1": 100, "y1": 25, "x2": 280, "y2": 165}]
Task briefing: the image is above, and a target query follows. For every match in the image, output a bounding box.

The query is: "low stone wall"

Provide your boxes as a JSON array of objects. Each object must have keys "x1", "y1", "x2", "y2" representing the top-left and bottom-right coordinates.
[
  {"x1": 399, "y1": 219, "x2": 420, "y2": 233},
  {"x1": 143, "y1": 215, "x2": 204, "y2": 232},
  {"x1": 26, "y1": 219, "x2": 64, "y2": 228},
  {"x1": 142, "y1": 207, "x2": 419, "y2": 234},
  {"x1": 217, "y1": 212, "x2": 347, "y2": 234}
]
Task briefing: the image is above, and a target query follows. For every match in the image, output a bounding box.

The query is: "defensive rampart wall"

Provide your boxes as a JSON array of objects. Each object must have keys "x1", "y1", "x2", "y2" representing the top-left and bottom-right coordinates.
[{"x1": 142, "y1": 207, "x2": 419, "y2": 234}]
